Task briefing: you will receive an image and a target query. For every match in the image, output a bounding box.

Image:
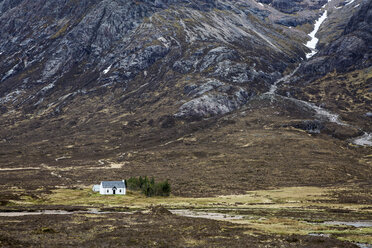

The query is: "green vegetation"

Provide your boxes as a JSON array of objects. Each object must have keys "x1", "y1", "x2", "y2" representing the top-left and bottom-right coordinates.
[
  {"x1": 127, "y1": 176, "x2": 171, "y2": 197},
  {"x1": 3, "y1": 186, "x2": 371, "y2": 246},
  {"x1": 34, "y1": 227, "x2": 56, "y2": 234},
  {"x1": 50, "y1": 22, "x2": 70, "y2": 39}
]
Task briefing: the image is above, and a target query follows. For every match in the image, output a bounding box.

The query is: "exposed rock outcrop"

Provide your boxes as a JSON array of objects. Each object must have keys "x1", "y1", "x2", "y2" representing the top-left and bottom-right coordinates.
[{"x1": 295, "y1": 0, "x2": 372, "y2": 82}]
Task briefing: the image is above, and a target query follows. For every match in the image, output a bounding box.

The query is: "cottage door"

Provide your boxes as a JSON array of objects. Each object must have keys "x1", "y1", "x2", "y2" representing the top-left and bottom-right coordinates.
[{"x1": 112, "y1": 186, "x2": 117, "y2": 195}]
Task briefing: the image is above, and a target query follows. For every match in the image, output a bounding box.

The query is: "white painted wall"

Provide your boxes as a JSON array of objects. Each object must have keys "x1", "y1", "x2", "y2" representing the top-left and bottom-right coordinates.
[
  {"x1": 99, "y1": 187, "x2": 126, "y2": 195},
  {"x1": 98, "y1": 181, "x2": 126, "y2": 195}
]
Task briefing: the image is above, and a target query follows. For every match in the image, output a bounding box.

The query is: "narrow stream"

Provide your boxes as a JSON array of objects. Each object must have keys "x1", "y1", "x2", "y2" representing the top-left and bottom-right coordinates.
[
  {"x1": 353, "y1": 132, "x2": 372, "y2": 146},
  {"x1": 0, "y1": 209, "x2": 130, "y2": 217},
  {"x1": 263, "y1": 0, "x2": 372, "y2": 146},
  {"x1": 356, "y1": 243, "x2": 372, "y2": 248},
  {"x1": 266, "y1": 73, "x2": 371, "y2": 145},
  {"x1": 265, "y1": 65, "x2": 300, "y2": 96},
  {"x1": 323, "y1": 220, "x2": 372, "y2": 227},
  {"x1": 170, "y1": 209, "x2": 372, "y2": 247},
  {"x1": 170, "y1": 209, "x2": 244, "y2": 221},
  {"x1": 285, "y1": 96, "x2": 347, "y2": 126}
]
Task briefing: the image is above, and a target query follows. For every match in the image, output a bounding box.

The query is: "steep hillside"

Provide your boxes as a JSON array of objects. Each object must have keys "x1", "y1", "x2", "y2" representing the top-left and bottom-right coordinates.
[
  {"x1": 0, "y1": 0, "x2": 371, "y2": 196},
  {"x1": 282, "y1": 0, "x2": 372, "y2": 132}
]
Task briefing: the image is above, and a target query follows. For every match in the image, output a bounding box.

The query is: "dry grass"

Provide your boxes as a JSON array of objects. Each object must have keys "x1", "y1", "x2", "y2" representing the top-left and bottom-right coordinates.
[
  {"x1": 8, "y1": 186, "x2": 371, "y2": 212},
  {"x1": 4, "y1": 186, "x2": 372, "y2": 246}
]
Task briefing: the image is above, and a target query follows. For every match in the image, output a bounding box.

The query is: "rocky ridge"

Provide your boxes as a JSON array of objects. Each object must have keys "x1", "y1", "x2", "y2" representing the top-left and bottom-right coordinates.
[{"x1": 0, "y1": 0, "x2": 321, "y2": 120}]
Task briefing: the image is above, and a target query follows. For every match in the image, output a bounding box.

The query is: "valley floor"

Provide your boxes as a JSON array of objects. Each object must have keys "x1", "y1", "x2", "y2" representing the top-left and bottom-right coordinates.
[
  {"x1": 0, "y1": 186, "x2": 371, "y2": 247},
  {"x1": 1, "y1": 89, "x2": 371, "y2": 247}
]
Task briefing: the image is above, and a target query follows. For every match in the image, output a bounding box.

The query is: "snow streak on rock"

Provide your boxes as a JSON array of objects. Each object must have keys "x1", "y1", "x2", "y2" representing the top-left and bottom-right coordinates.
[
  {"x1": 345, "y1": 0, "x2": 356, "y2": 6},
  {"x1": 305, "y1": 10, "x2": 328, "y2": 59},
  {"x1": 103, "y1": 65, "x2": 112, "y2": 74}
]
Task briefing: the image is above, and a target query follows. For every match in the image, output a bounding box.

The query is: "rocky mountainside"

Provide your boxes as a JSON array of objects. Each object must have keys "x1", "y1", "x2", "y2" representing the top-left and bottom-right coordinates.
[
  {"x1": 0, "y1": 0, "x2": 371, "y2": 195},
  {"x1": 295, "y1": 0, "x2": 371, "y2": 79},
  {"x1": 282, "y1": 0, "x2": 372, "y2": 131},
  {"x1": 0, "y1": 0, "x2": 311, "y2": 117}
]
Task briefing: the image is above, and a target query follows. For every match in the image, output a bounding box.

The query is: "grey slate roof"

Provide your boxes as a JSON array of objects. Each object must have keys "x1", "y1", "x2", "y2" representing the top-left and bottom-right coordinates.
[{"x1": 101, "y1": 181, "x2": 125, "y2": 188}]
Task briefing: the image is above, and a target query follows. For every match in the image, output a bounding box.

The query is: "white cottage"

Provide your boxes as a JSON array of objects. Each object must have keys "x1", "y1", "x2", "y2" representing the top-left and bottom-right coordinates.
[{"x1": 92, "y1": 180, "x2": 126, "y2": 195}]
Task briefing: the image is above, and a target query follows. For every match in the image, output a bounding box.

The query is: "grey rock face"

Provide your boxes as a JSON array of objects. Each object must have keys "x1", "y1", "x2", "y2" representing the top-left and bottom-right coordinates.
[
  {"x1": 261, "y1": 0, "x2": 327, "y2": 14},
  {"x1": 184, "y1": 79, "x2": 224, "y2": 97},
  {"x1": 296, "y1": 0, "x2": 372, "y2": 82},
  {"x1": 175, "y1": 87, "x2": 251, "y2": 118},
  {"x1": 275, "y1": 15, "x2": 313, "y2": 27},
  {"x1": 0, "y1": 0, "x2": 321, "y2": 122},
  {"x1": 42, "y1": 0, "x2": 158, "y2": 81},
  {"x1": 176, "y1": 77, "x2": 252, "y2": 119},
  {"x1": 199, "y1": 47, "x2": 238, "y2": 72},
  {"x1": 117, "y1": 45, "x2": 170, "y2": 80},
  {"x1": 173, "y1": 46, "x2": 239, "y2": 74},
  {"x1": 211, "y1": 60, "x2": 259, "y2": 84},
  {"x1": 0, "y1": 0, "x2": 24, "y2": 15},
  {"x1": 173, "y1": 58, "x2": 199, "y2": 73}
]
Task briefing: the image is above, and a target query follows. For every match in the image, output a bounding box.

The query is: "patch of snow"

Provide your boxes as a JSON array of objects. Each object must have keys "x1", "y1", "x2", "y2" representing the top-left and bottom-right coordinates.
[
  {"x1": 100, "y1": 82, "x2": 114, "y2": 88},
  {"x1": 58, "y1": 93, "x2": 73, "y2": 102},
  {"x1": 55, "y1": 156, "x2": 70, "y2": 161},
  {"x1": 258, "y1": 2, "x2": 264, "y2": 7},
  {"x1": 305, "y1": 10, "x2": 328, "y2": 59},
  {"x1": 354, "y1": 3, "x2": 360, "y2": 8},
  {"x1": 51, "y1": 171, "x2": 62, "y2": 178},
  {"x1": 345, "y1": 0, "x2": 355, "y2": 6},
  {"x1": 144, "y1": 71, "x2": 147, "y2": 76},
  {"x1": 157, "y1": 36, "x2": 170, "y2": 48},
  {"x1": 138, "y1": 83, "x2": 149, "y2": 90},
  {"x1": 103, "y1": 64, "x2": 112, "y2": 74},
  {"x1": 1, "y1": 64, "x2": 18, "y2": 81},
  {"x1": 335, "y1": 6, "x2": 343, "y2": 9}
]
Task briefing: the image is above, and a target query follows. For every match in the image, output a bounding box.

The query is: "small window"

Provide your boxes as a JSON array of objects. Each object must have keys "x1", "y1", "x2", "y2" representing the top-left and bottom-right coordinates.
[
  {"x1": 107, "y1": 189, "x2": 109, "y2": 193},
  {"x1": 119, "y1": 189, "x2": 121, "y2": 192}
]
